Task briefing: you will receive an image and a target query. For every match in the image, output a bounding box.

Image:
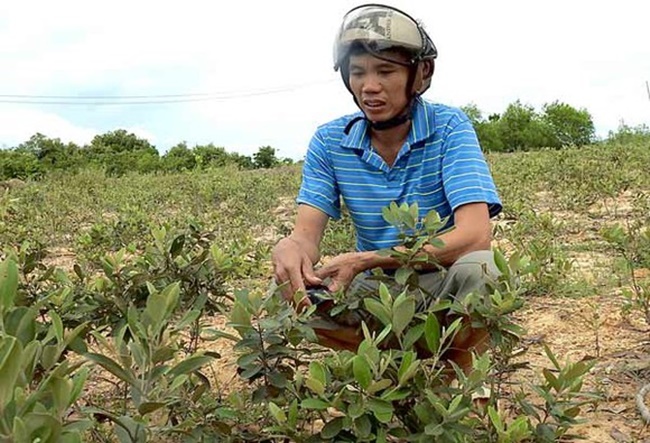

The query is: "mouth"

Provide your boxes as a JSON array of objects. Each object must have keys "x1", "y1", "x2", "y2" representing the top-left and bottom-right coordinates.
[{"x1": 362, "y1": 99, "x2": 386, "y2": 111}]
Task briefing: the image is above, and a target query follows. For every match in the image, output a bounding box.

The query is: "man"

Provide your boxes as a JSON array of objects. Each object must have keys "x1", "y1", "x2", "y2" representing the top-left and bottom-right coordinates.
[{"x1": 271, "y1": 4, "x2": 503, "y2": 374}]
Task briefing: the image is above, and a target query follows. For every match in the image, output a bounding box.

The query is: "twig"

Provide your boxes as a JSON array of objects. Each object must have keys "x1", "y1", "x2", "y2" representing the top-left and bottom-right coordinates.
[{"x1": 635, "y1": 382, "x2": 650, "y2": 423}]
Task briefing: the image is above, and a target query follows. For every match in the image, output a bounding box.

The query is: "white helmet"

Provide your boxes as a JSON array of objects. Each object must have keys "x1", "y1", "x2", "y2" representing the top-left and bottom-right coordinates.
[{"x1": 333, "y1": 4, "x2": 437, "y2": 95}]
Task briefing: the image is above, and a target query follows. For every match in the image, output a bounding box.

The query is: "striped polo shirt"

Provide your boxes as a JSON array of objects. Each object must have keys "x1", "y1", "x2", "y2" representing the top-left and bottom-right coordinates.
[{"x1": 297, "y1": 96, "x2": 502, "y2": 252}]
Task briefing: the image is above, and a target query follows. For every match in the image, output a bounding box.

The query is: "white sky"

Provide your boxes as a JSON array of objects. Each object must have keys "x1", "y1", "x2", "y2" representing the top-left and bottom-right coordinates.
[{"x1": 0, "y1": 0, "x2": 649, "y2": 159}]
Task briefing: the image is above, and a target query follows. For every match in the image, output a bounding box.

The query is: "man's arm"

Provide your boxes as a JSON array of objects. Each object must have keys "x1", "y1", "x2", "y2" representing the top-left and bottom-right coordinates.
[{"x1": 287, "y1": 204, "x2": 329, "y2": 265}]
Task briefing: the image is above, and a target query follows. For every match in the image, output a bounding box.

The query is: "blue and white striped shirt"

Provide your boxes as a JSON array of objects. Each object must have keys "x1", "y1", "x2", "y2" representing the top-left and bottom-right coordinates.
[{"x1": 297, "y1": 97, "x2": 502, "y2": 252}]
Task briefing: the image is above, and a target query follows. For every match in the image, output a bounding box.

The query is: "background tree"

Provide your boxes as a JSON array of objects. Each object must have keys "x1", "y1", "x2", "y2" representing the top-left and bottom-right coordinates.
[
  {"x1": 542, "y1": 101, "x2": 595, "y2": 146},
  {"x1": 15, "y1": 133, "x2": 82, "y2": 172},
  {"x1": 253, "y1": 146, "x2": 279, "y2": 169},
  {"x1": 0, "y1": 150, "x2": 43, "y2": 180},
  {"x1": 461, "y1": 104, "x2": 505, "y2": 152},
  {"x1": 163, "y1": 142, "x2": 196, "y2": 172},
  {"x1": 193, "y1": 143, "x2": 231, "y2": 169},
  {"x1": 496, "y1": 100, "x2": 556, "y2": 151}
]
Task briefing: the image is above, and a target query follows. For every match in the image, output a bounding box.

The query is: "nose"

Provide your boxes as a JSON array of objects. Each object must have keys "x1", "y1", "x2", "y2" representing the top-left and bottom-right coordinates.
[{"x1": 361, "y1": 73, "x2": 382, "y2": 94}]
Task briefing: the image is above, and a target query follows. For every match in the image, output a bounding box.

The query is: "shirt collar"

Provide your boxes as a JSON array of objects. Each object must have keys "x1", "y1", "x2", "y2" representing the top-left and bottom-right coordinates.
[{"x1": 340, "y1": 96, "x2": 433, "y2": 150}]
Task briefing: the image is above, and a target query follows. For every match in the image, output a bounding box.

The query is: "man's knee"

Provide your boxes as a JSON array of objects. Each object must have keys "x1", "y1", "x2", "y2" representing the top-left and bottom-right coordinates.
[{"x1": 448, "y1": 250, "x2": 500, "y2": 291}]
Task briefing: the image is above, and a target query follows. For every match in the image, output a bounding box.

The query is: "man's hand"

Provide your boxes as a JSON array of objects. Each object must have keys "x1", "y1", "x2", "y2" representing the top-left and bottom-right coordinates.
[
  {"x1": 272, "y1": 237, "x2": 322, "y2": 310},
  {"x1": 313, "y1": 252, "x2": 363, "y2": 293}
]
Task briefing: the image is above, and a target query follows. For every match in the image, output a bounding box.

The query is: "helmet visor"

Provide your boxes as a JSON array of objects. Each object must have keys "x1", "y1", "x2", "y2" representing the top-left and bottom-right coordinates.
[{"x1": 333, "y1": 5, "x2": 425, "y2": 70}]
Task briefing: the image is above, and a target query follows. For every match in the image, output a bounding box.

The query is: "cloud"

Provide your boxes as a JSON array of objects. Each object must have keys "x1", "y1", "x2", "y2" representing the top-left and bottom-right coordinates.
[
  {"x1": 0, "y1": 107, "x2": 157, "y2": 149},
  {"x1": 0, "y1": 108, "x2": 97, "y2": 148}
]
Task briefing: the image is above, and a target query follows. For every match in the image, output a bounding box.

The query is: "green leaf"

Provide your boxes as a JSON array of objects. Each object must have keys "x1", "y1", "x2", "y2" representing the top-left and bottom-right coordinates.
[
  {"x1": 288, "y1": 399, "x2": 299, "y2": 428},
  {"x1": 397, "y1": 352, "x2": 419, "y2": 386},
  {"x1": 0, "y1": 259, "x2": 18, "y2": 312},
  {"x1": 73, "y1": 263, "x2": 85, "y2": 281},
  {"x1": 309, "y1": 361, "x2": 327, "y2": 385},
  {"x1": 487, "y1": 405, "x2": 503, "y2": 433},
  {"x1": 403, "y1": 323, "x2": 424, "y2": 350},
  {"x1": 381, "y1": 388, "x2": 411, "y2": 402},
  {"x1": 5, "y1": 307, "x2": 37, "y2": 345},
  {"x1": 114, "y1": 415, "x2": 147, "y2": 443},
  {"x1": 19, "y1": 413, "x2": 59, "y2": 441},
  {"x1": 170, "y1": 234, "x2": 185, "y2": 258},
  {"x1": 493, "y1": 248, "x2": 509, "y2": 275},
  {"x1": 395, "y1": 267, "x2": 413, "y2": 286},
  {"x1": 424, "y1": 314, "x2": 441, "y2": 354},
  {"x1": 424, "y1": 210, "x2": 442, "y2": 230},
  {"x1": 240, "y1": 363, "x2": 263, "y2": 380},
  {"x1": 144, "y1": 292, "x2": 166, "y2": 330},
  {"x1": 41, "y1": 344, "x2": 59, "y2": 371},
  {"x1": 168, "y1": 354, "x2": 215, "y2": 378},
  {"x1": 70, "y1": 367, "x2": 90, "y2": 404},
  {"x1": 355, "y1": 414, "x2": 372, "y2": 438},
  {"x1": 0, "y1": 337, "x2": 23, "y2": 408},
  {"x1": 379, "y1": 283, "x2": 392, "y2": 307},
  {"x1": 268, "y1": 370, "x2": 288, "y2": 389},
  {"x1": 85, "y1": 353, "x2": 137, "y2": 387},
  {"x1": 542, "y1": 368, "x2": 560, "y2": 392},
  {"x1": 230, "y1": 303, "x2": 252, "y2": 330},
  {"x1": 175, "y1": 309, "x2": 202, "y2": 331},
  {"x1": 321, "y1": 417, "x2": 344, "y2": 439},
  {"x1": 535, "y1": 423, "x2": 556, "y2": 442},
  {"x1": 368, "y1": 398, "x2": 393, "y2": 423},
  {"x1": 170, "y1": 374, "x2": 189, "y2": 392},
  {"x1": 305, "y1": 377, "x2": 325, "y2": 396},
  {"x1": 12, "y1": 416, "x2": 28, "y2": 442},
  {"x1": 268, "y1": 401, "x2": 286, "y2": 424},
  {"x1": 138, "y1": 402, "x2": 167, "y2": 415},
  {"x1": 204, "y1": 329, "x2": 239, "y2": 342},
  {"x1": 301, "y1": 398, "x2": 329, "y2": 410},
  {"x1": 392, "y1": 293, "x2": 415, "y2": 337},
  {"x1": 364, "y1": 298, "x2": 391, "y2": 326},
  {"x1": 348, "y1": 399, "x2": 364, "y2": 419},
  {"x1": 424, "y1": 421, "x2": 444, "y2": 437},
  {"x1": 382, "y1": 205, "x2": 396, "y2": 227},
  {"x1": 367, "y1": 378, "x2": 392, "y2": 395},
  {"x1": 542, "y1": 343, "x2": 561, "y2": 371},
  {"x1": 161, "y1": 282, "x2": 181, "y2": 319},
  {"x1": 353, "y1": 355, "x2": 373, "y2": 390},
  {"x1": 50, "y1": 310, "x2": 64, "y2": 343}
]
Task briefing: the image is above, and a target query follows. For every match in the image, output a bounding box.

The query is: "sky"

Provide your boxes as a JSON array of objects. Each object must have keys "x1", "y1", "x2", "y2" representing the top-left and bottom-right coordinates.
[{"x1": 0, "y1": 0, "x2": 649, "y2": 160}]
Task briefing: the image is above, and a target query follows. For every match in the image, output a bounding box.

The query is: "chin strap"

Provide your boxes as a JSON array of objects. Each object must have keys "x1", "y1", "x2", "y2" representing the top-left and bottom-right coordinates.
[{"x1": 344, "y1": 97, "x2": 417, "y2": 135}]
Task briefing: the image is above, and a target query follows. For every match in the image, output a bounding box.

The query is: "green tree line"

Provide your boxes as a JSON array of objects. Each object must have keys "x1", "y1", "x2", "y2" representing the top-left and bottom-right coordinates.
[
  {"x1": 0, "y1": 130, "x2": 291, "y2": 180},
  {"x1": 462, "y1": 100, "x2": 647, "y2": 152},
  {"x1": 1, "y1": 100, "x2": 649, "y2": 181},
  {"x1": 462, "y1": 100, "x2": 597, "y2": 152}
]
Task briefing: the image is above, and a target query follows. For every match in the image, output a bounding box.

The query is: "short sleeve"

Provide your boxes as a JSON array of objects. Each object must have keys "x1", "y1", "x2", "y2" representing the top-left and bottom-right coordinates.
[
  {"x1": 296, "y1": 128, "x2": 341, "y2": 220},
  {"x1": 441, "y1": 117, "x2": 502, "y2": 218}
]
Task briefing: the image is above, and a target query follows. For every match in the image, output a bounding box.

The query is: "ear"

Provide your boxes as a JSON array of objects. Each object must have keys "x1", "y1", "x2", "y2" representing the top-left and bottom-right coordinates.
[
  {"x1": 412, "y1": 60, "x2": 433, "y2": 93},
  {"x1": 421, "y1": 59, "x2": 434, "y2": 79}
]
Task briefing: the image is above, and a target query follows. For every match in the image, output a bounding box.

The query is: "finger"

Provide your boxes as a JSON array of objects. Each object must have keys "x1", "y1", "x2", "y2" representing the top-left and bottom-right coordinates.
[
  {"x1": 302, "y1": 260, "x2": 322, "y2": 286},
  {"x1": 313, "y1": 264, "x2": 334, "y2": 281},
  {"x1": 288, "y1": 268, "x2": 306, "y2": 301},
  {"x1": 327, "y1": 280, "x2": 341, "y2": 292}
]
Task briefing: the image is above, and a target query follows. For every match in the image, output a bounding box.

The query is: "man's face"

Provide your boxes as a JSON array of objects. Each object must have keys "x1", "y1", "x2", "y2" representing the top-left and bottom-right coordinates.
[{"x1": 348, "y1": 51, "x2": 411, "y2": 123}]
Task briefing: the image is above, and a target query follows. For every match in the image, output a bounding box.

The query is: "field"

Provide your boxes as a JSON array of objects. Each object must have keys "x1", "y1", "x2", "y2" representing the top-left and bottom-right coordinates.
[{"x1": 1, "y1": 140, "x2": 650, "y2": 442}]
